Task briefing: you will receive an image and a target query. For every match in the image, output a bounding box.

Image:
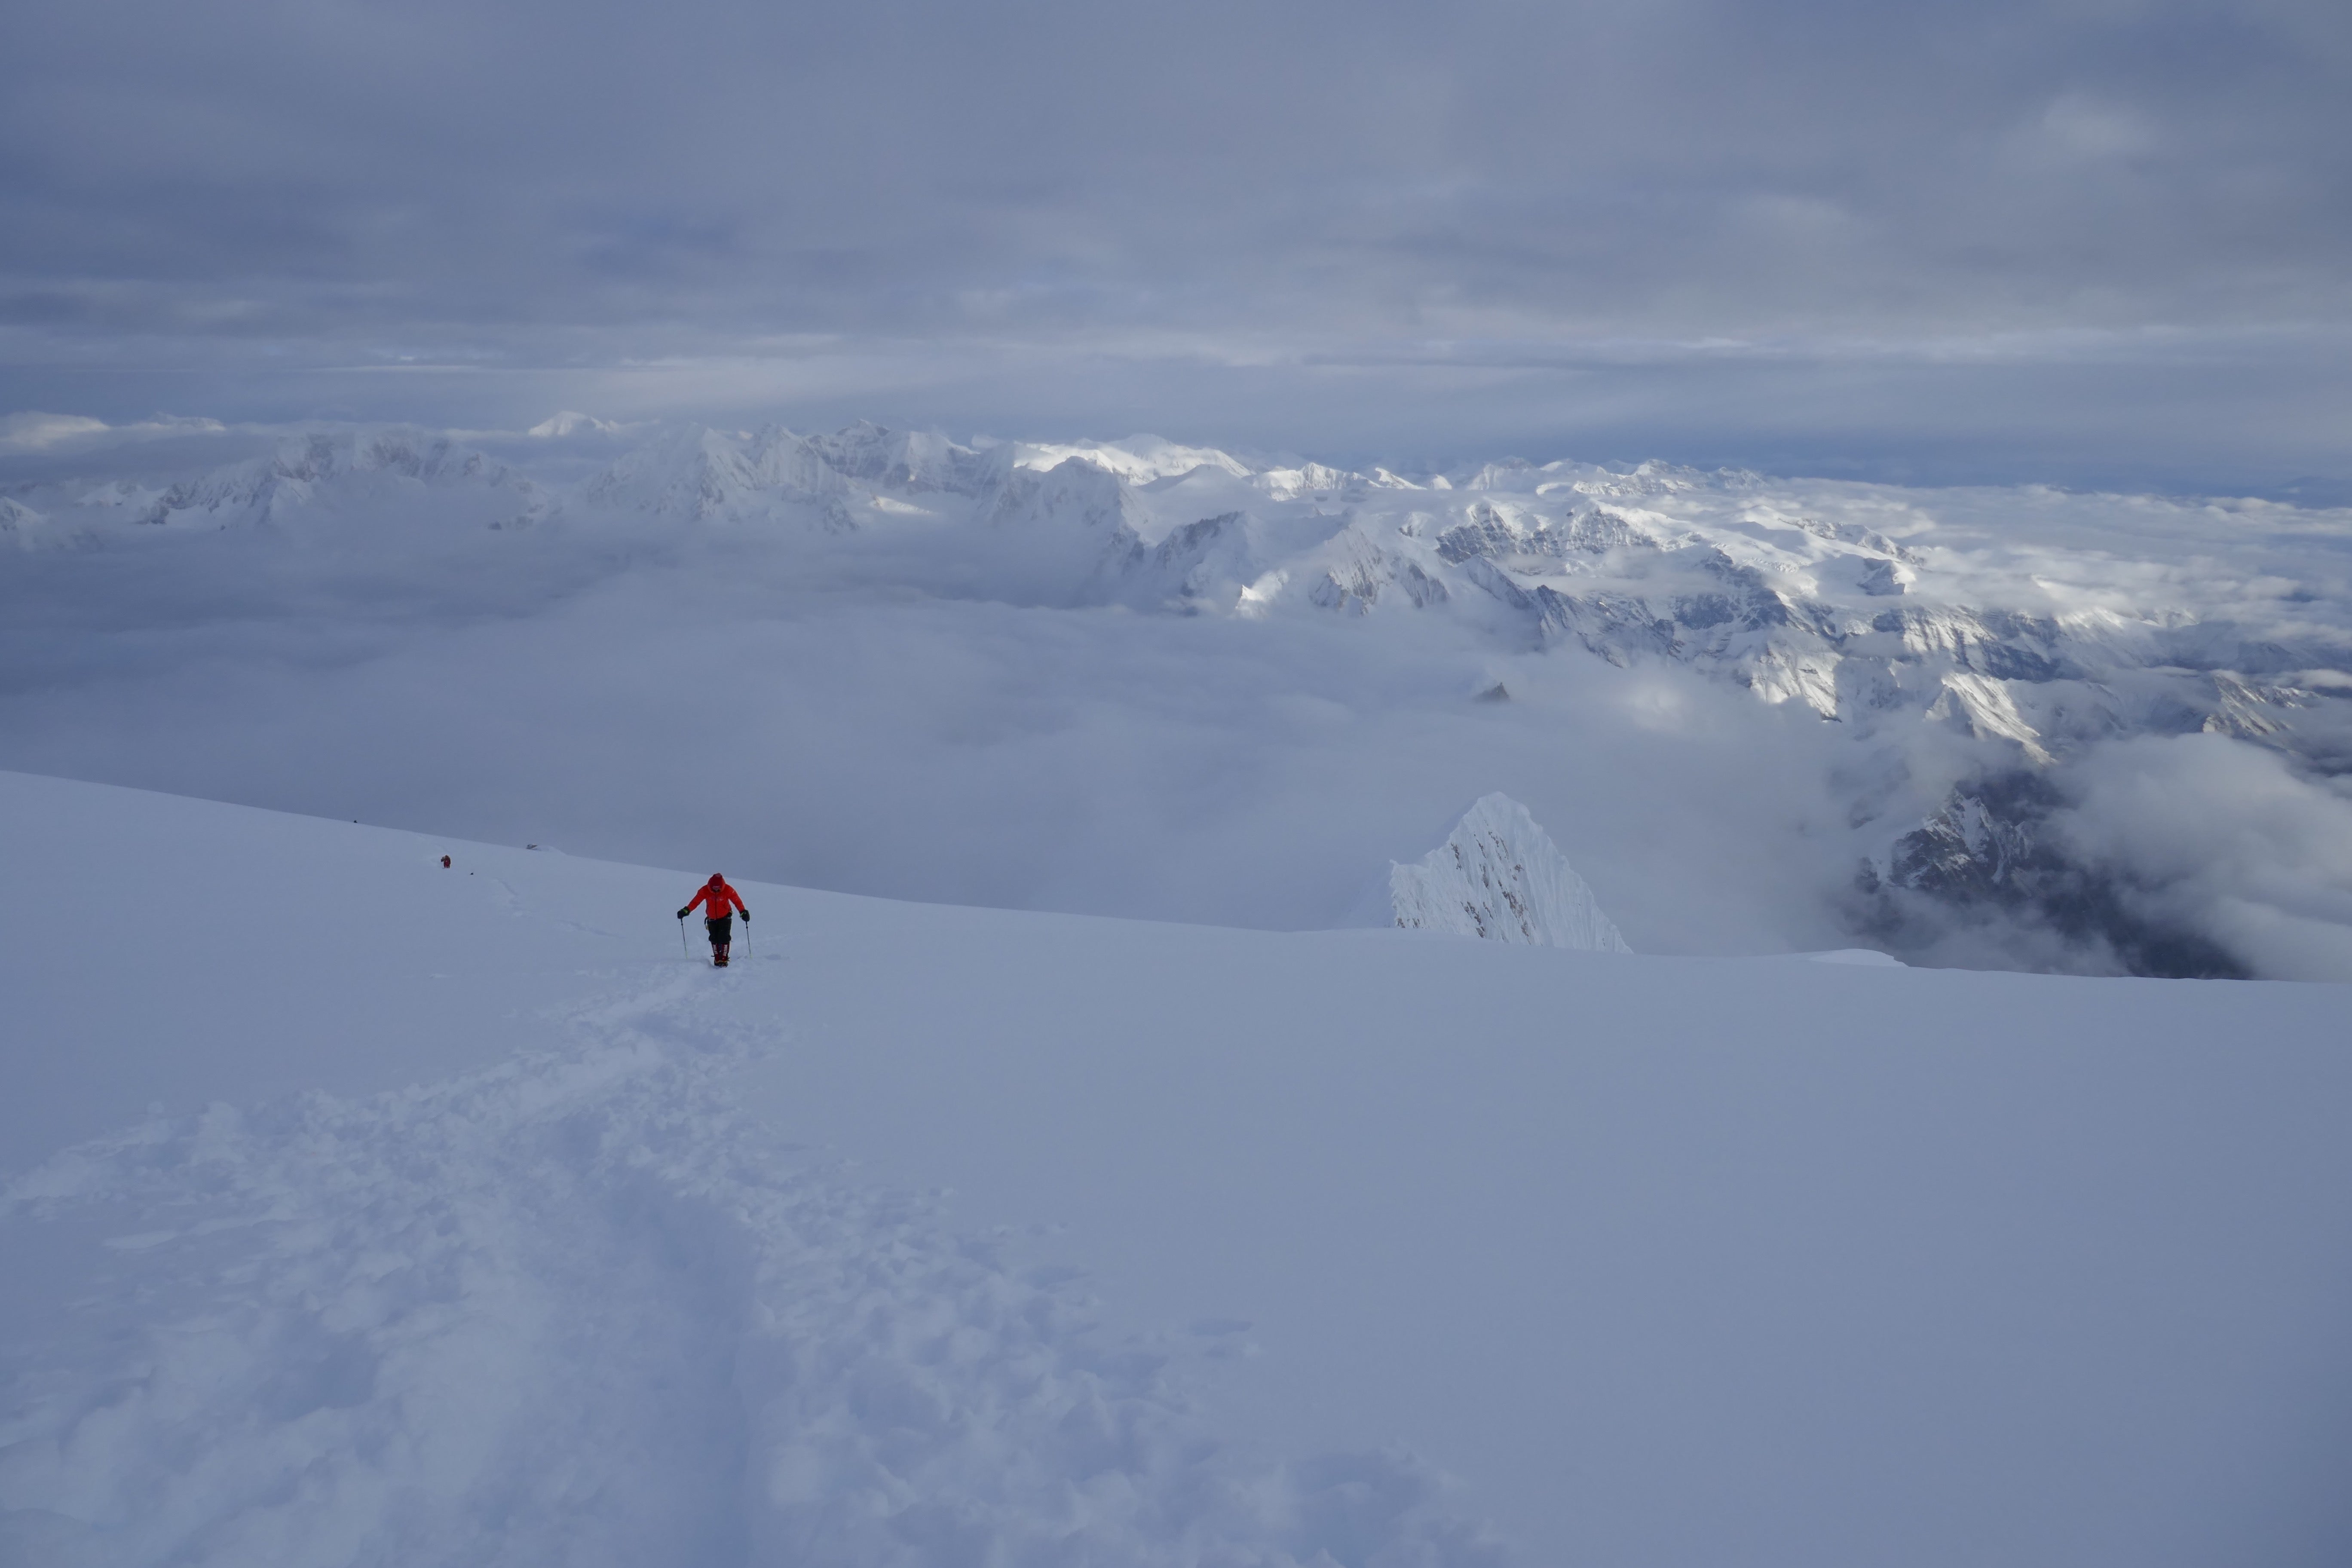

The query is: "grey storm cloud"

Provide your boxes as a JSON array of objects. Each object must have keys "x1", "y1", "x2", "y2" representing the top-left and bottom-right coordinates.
[{"x1": 2, "y1": 0, "x2": 2349, "y2": 484}]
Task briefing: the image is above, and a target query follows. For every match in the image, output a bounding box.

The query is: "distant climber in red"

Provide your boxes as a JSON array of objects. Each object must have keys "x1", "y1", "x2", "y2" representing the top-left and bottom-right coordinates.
[{"x1": 678, "y1": 874, "x2": 749, "y2": 967}]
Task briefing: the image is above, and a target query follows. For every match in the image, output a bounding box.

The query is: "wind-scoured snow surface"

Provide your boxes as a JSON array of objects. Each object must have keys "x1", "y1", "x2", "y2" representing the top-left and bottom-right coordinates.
[
  {"x1": 5, "y1": 771, "x2": 2352, "y2": 1566},
  {"x1": 1389, "y1": 795, "x2": 1630, "y2": 952},
  {"x1": 4, "y1": 417, "x2": 2352, "y2": 977}
]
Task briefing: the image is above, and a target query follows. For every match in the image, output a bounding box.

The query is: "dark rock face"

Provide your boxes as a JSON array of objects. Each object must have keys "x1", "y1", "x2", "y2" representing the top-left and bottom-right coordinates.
[
  {"x1": 1530, "y1": 587, "x2": 1681, "y2": 665},
  {"x1": 1435, "y1": 503, "x2": 1649, "y2": 565},
  {"x1": 1885, "y1": 772, "x2": 2064, "y2": 900},
  {"x1": 1435, "y1": 506, "x2": 1522, "y2": 564},
  {"x1": 1859, "y1": 772, "x2": 2250, "y2": 979}
]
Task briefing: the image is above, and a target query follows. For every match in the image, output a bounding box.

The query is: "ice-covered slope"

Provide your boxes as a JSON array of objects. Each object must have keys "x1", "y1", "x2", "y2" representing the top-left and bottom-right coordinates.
[
  {"x1": 6, "y1": 770, "x2": 2351, "y2": 1568},
  {"x1": 1390, "y1": 793, "x2": 1631, "y2": 951}
]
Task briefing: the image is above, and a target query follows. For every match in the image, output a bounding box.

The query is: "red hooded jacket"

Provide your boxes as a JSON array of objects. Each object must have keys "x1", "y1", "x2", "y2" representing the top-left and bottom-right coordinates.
[{"x1": 683, "y1": 876, "x2": 747, "y2": 920}]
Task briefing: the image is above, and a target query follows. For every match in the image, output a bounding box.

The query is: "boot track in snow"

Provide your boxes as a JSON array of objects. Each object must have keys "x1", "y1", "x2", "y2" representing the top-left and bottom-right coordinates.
[{"x1": 0, "y1": 971, "x2": 1499, "y2": 1567}]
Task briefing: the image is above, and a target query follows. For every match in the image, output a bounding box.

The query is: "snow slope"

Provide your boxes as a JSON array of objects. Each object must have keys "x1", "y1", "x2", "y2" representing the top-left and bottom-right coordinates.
[
  {"x1": 0, "y1": 775, "x2": 1496, "y2": 1567},
  {"x1": 5, "y1": 770, "x2": 2350, "y2": 1566}
]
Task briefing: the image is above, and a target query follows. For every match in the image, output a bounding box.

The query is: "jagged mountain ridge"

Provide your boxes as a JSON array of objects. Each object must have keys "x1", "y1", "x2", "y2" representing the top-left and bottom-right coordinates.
[
  {"x1": 21, "y1": 417, "x2": 2352, "y2": 764},
  {"x1": 129, "y1": 429, "x2": 553, "y2": 532},
  {"x1": 567, "y1": 425, "x2": 2352, "y2": 763},
  {"x1": 31, "y1": 416, "x2": 2349, "y2": 763}
]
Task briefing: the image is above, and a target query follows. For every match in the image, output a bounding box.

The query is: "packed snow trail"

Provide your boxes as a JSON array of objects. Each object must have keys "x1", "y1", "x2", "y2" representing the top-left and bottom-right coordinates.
[{"x1": 0, "y1": 970, "x2": 1500, "y2": 1567}]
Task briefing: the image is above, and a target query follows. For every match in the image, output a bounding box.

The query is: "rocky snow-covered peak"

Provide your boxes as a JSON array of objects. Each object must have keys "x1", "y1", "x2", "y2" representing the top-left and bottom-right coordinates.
[
  {"x1": 526, "y1": 411, "x2": 628, "y2": 439},
  {"x1": 985, "y1": 456, "x2": 1155, "y2": 540},
  {"x1": 1011, "y1": 435, "x2": 1254, "y2": 484},
  {"x1": 138, "y1": 430, "x2": 546, "y2": 529},
  {"x1": 1257, "y1": 462, "x2": 1358, "y2": 501},
  {"x1": 573, "y1": 421, "x2": 1020, "y2": 527},
  {"x1": 1390, "y1": 794, "x2": 1632, "y2": 952},
  {"x1": 811, "y1": 422, "x2": 1006, "y2": 497},
  {"x1": 575, "y1": 424, "x2": 851, "y2": 528}
]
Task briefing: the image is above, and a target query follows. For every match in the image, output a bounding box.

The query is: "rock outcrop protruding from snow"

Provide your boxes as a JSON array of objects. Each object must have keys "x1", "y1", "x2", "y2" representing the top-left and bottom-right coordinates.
[{"x1": 1391, "y1": 793, "x2": 1631, "y2": 951}]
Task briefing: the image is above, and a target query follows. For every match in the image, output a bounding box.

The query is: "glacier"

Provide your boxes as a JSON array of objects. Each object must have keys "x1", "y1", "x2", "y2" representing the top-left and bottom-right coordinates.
[{"x1": 1390, "y1": 793, "x2": 1632, "y2": 952}]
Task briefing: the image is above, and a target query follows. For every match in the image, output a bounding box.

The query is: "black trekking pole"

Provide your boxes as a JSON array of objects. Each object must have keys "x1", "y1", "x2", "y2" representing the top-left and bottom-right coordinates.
[
  {"x1": 678, "y1": 915, "x2": 690, "y2": 960},
  {"x1": 739, "y1": 911, "x2": 753, "y2": 961}
]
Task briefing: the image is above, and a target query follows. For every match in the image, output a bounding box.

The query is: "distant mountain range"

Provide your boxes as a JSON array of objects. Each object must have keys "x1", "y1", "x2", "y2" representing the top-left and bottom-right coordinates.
[{"x1": 11, "y1": 417, "x2": 2349, "y2": 975}]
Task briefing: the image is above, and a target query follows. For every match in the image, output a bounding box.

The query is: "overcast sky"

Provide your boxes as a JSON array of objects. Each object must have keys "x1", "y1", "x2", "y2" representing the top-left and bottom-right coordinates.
[{"x1": 4, "y1": 0, "x2": 2348, "y2": 487}]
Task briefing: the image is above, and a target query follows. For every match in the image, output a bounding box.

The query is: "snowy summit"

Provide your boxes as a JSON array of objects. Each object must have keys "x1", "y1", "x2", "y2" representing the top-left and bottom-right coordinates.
[{"x1": 1390, "y1": 793, "x2": 1632, "y2": 952}]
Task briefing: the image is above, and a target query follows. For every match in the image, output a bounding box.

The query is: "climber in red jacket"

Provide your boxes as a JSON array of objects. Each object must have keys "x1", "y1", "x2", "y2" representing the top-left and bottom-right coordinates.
[{"x1": 678, "y1": 874, "x2": 749, "y2": 967}]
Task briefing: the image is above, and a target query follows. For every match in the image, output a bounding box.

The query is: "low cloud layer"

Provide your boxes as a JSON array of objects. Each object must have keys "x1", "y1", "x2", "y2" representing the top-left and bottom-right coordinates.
[
  {"x1": 2058, "y1": 737, "x2": 2352, "y2": 981},
  {"x1": 0, "y1": 511, "x2": 1847, "y2": 955},
  {"x1": 5, "y1": 420, "x2": 2350, "y2": 980}
]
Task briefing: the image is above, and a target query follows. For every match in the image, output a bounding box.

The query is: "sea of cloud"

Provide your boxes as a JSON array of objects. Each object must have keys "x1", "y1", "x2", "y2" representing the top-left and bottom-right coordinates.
[{"x1": 5, "y1": 417, "x2": 2350, "y2": 981}]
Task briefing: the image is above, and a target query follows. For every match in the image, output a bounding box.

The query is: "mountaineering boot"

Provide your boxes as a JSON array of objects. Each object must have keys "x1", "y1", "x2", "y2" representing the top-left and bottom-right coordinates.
[{"x1": 715, "y1": 944, "x2": 730, "y2": 967}]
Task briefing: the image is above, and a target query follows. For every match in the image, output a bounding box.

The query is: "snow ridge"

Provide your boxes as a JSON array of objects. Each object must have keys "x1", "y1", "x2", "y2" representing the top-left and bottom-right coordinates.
[
  {"x1": 0, "y1": 973, "x2": 1503, "y2": 1568},
  {"x1": 1391, "y1": 794, "x2": 1632, "y2": 952}
]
